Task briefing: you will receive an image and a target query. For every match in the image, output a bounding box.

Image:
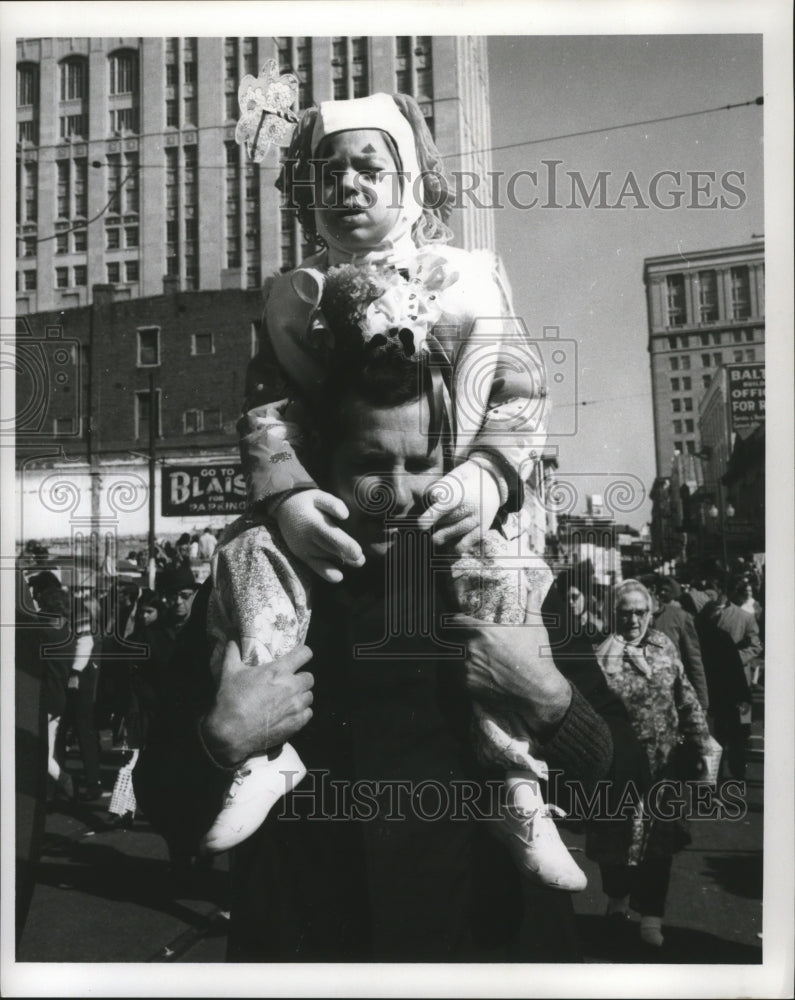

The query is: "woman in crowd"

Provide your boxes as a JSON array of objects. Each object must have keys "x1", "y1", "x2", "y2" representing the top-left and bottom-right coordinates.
[
  {"x1": 556, "y1": 568, "x2": 606, "y2": 647},
  {"x1": 586, "y1": 579, "x2": 715, "y2": 949}
]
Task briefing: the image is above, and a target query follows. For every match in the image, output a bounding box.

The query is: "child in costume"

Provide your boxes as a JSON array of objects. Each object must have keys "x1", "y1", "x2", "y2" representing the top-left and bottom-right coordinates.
[{"x1": 203, "y1": 73, "x2": 585, "y2": 891}]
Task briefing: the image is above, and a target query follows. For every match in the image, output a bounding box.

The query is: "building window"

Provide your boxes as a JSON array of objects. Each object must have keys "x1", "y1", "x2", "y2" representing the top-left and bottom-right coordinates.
[
  {"x1": 667, "y1": 336, "x2": 677, "y2": 350},
  {"x1": 166, "y1": 63, "x2": 178, "y2": 87},
  {"x1": 701, "y1": 353, "x2": 710, "y2": 368},
  {"x1": 702, "y1": 374, "x2": 711, "y2": 388},
  {"x1": 745, "y1": 349, "x2": 756, "y2": 361},
  {"x1": 56, "y1": 161, "x2": 70, "y2": 217},
  {"x1": 125, "y1": 225, "x2": 139, "y2": 248},
  {"x1": 55, "y1": 266, "x2": 69, "y2": 288},
  {"x1": 137, "y1": 327, "x2": 160, "y2": 366},
  {"x1": 107, "y1": 261, "x2": 120, "y2": 283},
  {"x1": 184, "y1": 97, "x2": 197, "y2": 126},
  {"x1": 106, "y1": 227, "x2": 120, "y2": 250},
  {"x1": 680, "y1": 355, "x2": 690, "y2": 370},
  {"x1": 679, "y1": 335, "x2": 689, "y2": 348},
  {"x1": 683, "y1": 397, "x2": 693, "y2": 412},
  {"x1": 744, "y1": 329, "x2": 755, "y2": 342},
  {"x1": 672, "y1": 399, "x2": 681, "y2": 413},
  {"x1": 712, "y1": 332, "x2": 721, "y2": 345},
  {"x1": 23, "y1": 270, "x2": 37, "y2": 290},
  {"x1": 73, "y1": 265, "x2": 86, "y2": 286},
  {"x1": 685, "y1": 419, "x2": 694, "y2": 433},
  {"x1": 700, "y1": 333, "x2": 710, "y2": 346},
  {"x1": 351, "y1": 37, "x2": 369, "y2": 98},
  {"x1": 74, "y1": 157, "x2": 87, "y2": 216},
  {"x1": 191, "y1": 332, "x2": 214, "y2": 355},
  {"x1": 184, "y1": 409, "x2": 201, "y2": 434},
  {"x1": 166, "y1": 99, "x2": 178, "y2": 127},
  {"x1": 107, "y1": 153, "x2": 122, "y2": 214},
  {"x1": 669, "y1": 357, "x2": 679, "y2": 372},
  {"x1": 17, "y1": 63, "x2": 38, "y2": 106},
  {"x1": 18, "y1": 119, "x2": 38, "y2": 144},
  {"x1": 673, "y1": 440, "x2": 682, "y2": 454},
  {"x1": 396, "y1": 36, "x2": 411, "y2": 93},
  {"x1": 670, "y1": 378, "x2": 679, "y2": 391},
  {"x1": 183, "y1": 408, "x2": 221, "y2": 433},
  {"x1": 54, "y1": 417, "x2": 75, "y2": 435},
  {"x1": 332, "y1": 37, "x2": 348, "y2": 99},
  {"x1": 730, "y1": 266, "x2": 751, "y2": 320},
  {"x1": 135, "y1": 390, "x2": 162, "y2": 440},
  {"x1": 23, "y1": 161, "x2": 38, "y2": 223},
  {"x1": 665, "y1": 274, "x2": 686, "y2": 327},
  {"x1": 682, "y1": 377, "x2": 691, "y2": 391},
  {"x1": 123, "y1": 152, "x2": 139, "y2": 213},
  {"x1": 685, "y1": 441, "x2": 696, "y2": 455},
  {"x1": 125, "y1": 260, "x2": 139, "y2": 283},
  {"x1": 60, "y1": 57, "x2": 88, "y2": 100},
  {"x1": 73, "y1": 228, "x2": 86, "y2": 252},
  {"x1": 110, "y1": 106, "x2": 139, "y2": 134},
  {"x1": 673, "y1": 420, "x2": 682, "y2": 435},
  {"x1": 697, "y1": 270, "x2": 718, "y2": 323},
  {"x1": 109, "y1": 50, "x2": 137, "y2": 95},
  {"x1": 733, "y1": 350, "x2": 743, "y2": 362},
  {"x1": 56, "y1": 232, "x2": 69, "y2": 255},
  {"x1": 225, "y1": 141, "x2": 241, "y2": 268}
]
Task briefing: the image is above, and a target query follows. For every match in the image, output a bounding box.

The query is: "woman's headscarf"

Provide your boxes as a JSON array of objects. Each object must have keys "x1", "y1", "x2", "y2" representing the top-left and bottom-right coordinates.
[{"x1": 596, "y1": 579, "x2": 654, "y2": 677}]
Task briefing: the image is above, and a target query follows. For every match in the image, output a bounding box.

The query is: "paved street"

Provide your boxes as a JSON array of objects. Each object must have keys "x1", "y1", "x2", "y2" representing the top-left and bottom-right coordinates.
[{"x1": 16, "y1": 694, "x2": 764, "y2": 970}]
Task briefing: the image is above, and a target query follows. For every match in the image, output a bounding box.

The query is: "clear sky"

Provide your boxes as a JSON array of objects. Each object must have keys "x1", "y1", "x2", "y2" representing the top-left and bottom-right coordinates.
[{"x1": 486, "y1": 34, "x2": 764, "y2": 528}]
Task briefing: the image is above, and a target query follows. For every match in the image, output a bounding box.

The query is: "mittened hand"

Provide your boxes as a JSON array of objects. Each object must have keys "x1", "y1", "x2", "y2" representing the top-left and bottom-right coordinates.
[
  {"x1": 275, "y1": 489, "x2": 366, "y2": 583},
  {"x1": 416, "y1": 459, "x2": 501, "y2": 553}
]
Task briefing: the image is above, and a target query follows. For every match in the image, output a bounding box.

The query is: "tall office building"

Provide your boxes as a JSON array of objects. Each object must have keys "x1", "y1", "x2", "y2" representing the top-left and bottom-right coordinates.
[
  {"x1": 16, "y1": 35, "x2": 495, "y2": 315},
  {"x1": 644, "y1": 241, "x2": 765, "y2": 477}
]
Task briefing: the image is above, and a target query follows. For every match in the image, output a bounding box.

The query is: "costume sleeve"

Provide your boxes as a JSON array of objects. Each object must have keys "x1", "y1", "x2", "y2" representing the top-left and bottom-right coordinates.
[
  {"x1": 678, "y1": 611, "x2": 709, "y2": 711},
  {"x1": 238, "y1": 397, "x2": 318, "y2": 508}
]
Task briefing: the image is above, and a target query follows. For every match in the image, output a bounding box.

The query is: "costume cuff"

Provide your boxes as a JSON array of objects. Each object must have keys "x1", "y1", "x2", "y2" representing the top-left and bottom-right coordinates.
[{"x1": 467, "y1": 448, "x2": 523, "y2": 512}]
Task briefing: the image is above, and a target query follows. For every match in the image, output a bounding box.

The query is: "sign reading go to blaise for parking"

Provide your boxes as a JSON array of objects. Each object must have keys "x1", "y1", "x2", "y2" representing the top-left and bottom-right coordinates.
[
  {"x1": 726, "y1": 362, "x2": 765, "y2": 434},
  {"x1": 161, "y1": 463, "x2": 247, "y2": 516}
]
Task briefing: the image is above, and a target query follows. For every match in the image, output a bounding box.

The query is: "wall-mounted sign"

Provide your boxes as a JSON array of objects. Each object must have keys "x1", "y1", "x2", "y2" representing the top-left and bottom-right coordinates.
[
  {"x1": 161, "y1": 463, "x2": 246, "y2": 516},
  {"x1": 726, "y1": 362, "x2": 765, "y2": 434}
]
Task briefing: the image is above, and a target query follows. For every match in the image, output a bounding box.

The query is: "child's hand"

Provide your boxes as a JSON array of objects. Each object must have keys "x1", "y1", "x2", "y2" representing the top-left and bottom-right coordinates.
[
  {"x1": 275, "y1": 489, "x2": 366, "y2": 583},
  {"x1": 416, "y1": 459, "x2": 501, "y2": 553}
]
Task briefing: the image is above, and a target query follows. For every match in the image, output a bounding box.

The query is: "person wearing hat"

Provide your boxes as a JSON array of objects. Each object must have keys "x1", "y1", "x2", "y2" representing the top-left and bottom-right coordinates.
[{"x1": 650, "y1": 576, "x2": 709, "y2": 711}]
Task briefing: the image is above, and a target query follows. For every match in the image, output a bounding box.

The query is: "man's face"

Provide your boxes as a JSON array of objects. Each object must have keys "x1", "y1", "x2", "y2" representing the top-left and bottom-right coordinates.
[
  {"x1": 171, "y1": 587, "x2": 196, "y2": 622},
  {"x1": 314, "y1": 130, "x2": 402, "y2": 250},
  {"x1": 567, "y1": 587, "x2": 586, "y2": 617},
  {"x1": 657, "y1": 582, "x2": 675, "y2": 605},
  {"x1": 329, "y1": 397, "x2": 444, "y2": 560}
]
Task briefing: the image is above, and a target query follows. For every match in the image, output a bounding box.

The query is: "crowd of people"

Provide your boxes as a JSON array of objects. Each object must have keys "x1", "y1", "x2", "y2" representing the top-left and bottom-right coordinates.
[{"x1": 15, "y1": 85, "x2": 766, "y2": 964}]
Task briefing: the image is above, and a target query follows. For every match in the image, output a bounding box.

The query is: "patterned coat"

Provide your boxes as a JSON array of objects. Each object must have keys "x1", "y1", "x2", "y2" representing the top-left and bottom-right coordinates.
[{"x1": 586, "y1": 628, "x2": 712, "y2": 865}]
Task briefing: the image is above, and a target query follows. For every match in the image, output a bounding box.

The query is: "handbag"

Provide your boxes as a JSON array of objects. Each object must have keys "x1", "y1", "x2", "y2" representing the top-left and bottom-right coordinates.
[{"x1": 674, "y1": 734, "x2": 722, "y2": 786}]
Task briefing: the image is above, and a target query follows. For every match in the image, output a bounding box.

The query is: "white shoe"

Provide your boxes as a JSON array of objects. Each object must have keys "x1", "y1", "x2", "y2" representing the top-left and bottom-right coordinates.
[
  {"x1": 492, "y1": 774, "x2": 588, "y2": 892},
  {"x1": 199, "y1": 743, "x2": 306, "y2": 854},
  {"x1": 640, "y1": 915, "x2": 664, "y2": 948}
]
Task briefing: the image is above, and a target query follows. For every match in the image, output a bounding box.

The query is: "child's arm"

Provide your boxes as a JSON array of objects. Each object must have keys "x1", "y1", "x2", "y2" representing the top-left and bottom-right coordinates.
[{"x1": 239, "y1": 279, "x2": 365, "y2": 582}]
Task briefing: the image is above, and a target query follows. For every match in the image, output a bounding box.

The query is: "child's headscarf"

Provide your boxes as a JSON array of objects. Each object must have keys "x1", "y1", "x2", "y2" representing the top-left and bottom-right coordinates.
[{"x1": 310, "y1": 94, "x2": 425, "y2": 265}]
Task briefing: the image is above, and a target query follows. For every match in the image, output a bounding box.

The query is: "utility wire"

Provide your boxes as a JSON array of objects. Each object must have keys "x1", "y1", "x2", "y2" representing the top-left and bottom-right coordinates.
[
  {"x1": 442, "y1": 96, "x2": 764, "y2": 160},
  {"x1": 34, "y1": 167, "x2": 140, "y2": 244},
  {"x1": 21, "y1": 95, "x2": 763, "y2": 245}
]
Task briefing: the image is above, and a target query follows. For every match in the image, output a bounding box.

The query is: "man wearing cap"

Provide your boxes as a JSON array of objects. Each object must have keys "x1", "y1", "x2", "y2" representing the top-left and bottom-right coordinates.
[{"x1": 651, "y1": 576, "x2": 709, "y2": 710}]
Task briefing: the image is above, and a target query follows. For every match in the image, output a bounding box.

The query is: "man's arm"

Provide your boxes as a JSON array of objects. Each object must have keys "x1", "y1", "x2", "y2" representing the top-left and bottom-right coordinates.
[
  {"x1": 133, "y1": 581, "x2": 313, "y2": 857},
  {"x1": 678, "y1": 609, "x2": 710, "y2": 711}
]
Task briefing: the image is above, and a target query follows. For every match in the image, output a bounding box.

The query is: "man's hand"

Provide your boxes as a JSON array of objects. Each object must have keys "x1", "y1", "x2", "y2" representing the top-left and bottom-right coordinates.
[
  {"x1": 450, "y1": 614, "x2": 572, "y2": 740},
  {"x1": 276, "y1": 489, "x2": 366, "y2": 583},
  {"x1": 416, "y1": 459, "x2": 501, "y2": 553},
  {"x1": 202, "y1": 639, "x2": 314, "y2": 766}
]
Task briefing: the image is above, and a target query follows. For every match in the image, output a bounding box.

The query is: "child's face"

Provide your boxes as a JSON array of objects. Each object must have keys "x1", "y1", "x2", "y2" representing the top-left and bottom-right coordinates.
[{"x1": 315, "y1": 130, "x2": 402, "y2": 250}]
